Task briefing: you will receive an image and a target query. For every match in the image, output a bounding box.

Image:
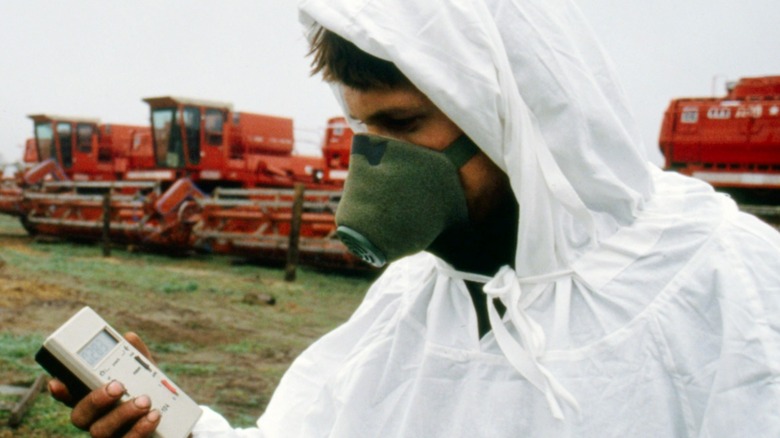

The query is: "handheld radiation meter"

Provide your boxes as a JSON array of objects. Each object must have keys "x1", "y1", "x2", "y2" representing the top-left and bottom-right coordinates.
[{"x1": 35, "y1": 306, "x2": 202, "y2": 438}]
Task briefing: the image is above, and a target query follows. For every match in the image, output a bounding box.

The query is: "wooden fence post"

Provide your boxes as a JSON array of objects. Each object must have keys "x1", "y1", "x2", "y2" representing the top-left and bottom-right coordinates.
[
  {"x1": 102, "y1": 191, "x2": 111, "y2": 257},
  {"x1": 6, "y1": 374, "x2": 47, "y2": 427},
  {"x1": 285, "y1": 183, "x2": 305, "y2": 282}
]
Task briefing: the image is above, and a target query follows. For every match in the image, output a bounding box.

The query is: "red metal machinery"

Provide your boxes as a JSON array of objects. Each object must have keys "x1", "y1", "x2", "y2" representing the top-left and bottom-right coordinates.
[
  {"x1": 1, "y1": 138, "x2": 33, "y2": 216},
  {"x1": 1, "y1": 136, "x2": 52, "y2": 217},
  {"x1": 192, "y1": 116, "x2": 359, "y2": 267},
  {"x1": 136, "y1": 96, "x2": 339, "y2": 190},
  {"x1": 321, "y1": 116, "x2": 353, "y2": 184},
  {"x1": 6, "y1": 96, "x2": 362, "y2": 268},
  {"x1": 193, "y1": 188, "x2": 356, "y2": 268},
  {"x1": 26, "y1": 114, "x2": 154, "y2": 182},
  {"x1": 21, "y1": 138, "x2": 39, "y2": 166},
  {"x1": 13, "y1": 114, "x2": 201, "y2": 247},
  {"x1": 2, "y1": 114, "x2": 155, "y2": 218},
  {"x1": 1, "y1": 134, "x2": 71, "y2": 218},
  {"x1": 22, "y1": 178, "x2": 204, "y2": 250},
  {"x1": 0, "y1": 166, "x2": 23, "y2": 217},
  {"x1": 133, "y1": 97, "x2": 357, "y2": 265},
  {"x1": 660, "y1": 76, "x2": 780, "y2": 196}
]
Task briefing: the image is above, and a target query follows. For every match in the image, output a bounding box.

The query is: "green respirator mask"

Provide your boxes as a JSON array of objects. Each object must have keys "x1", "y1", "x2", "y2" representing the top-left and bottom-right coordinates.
[{"x1": 335, "y1": 134, "x2": 479, "y2": 268}]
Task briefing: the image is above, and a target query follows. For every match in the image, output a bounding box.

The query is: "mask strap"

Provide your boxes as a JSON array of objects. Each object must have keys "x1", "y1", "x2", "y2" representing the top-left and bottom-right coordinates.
[{"x1": 442, "y1": 135, "x2": 480, "y2": 168}]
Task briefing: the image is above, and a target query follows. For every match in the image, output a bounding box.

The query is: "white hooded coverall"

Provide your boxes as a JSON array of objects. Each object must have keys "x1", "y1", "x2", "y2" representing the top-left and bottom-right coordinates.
[{"x1": 192, "y1": 0, "x2": 780, "y2": 436}]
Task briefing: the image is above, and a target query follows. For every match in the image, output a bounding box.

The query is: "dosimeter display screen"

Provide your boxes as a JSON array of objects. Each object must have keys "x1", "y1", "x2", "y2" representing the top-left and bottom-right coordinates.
[{"x1": 78, "y1": 329, "x2": 118, "y2": 367}]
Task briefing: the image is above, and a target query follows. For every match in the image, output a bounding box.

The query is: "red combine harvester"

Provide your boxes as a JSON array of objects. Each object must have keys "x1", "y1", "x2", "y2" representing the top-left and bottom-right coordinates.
[
  {"x1": 0, "y1": 139, "x2": 39, "y2": 217},
  {"x1": 136, "y1": 96, "x2": 338, "y2": 190},
  {"x1": 660, "y1": 75, "x2": 780, "y2": 202},
  {"x1": 27, "y1": 114, "x2": 154, "y2": 182},
  {"x1": 5, "y1": 95, "x2": 361, "y2": 267},
  {"x1": 14, "y1": 114, "x2": 200, "y2": 248},
  {"x1": 0, "y1": 115, "x2": 154, "y2": 219},
  {"x1": 132, "y1": 97, "x2": 353, "y2": 260}
]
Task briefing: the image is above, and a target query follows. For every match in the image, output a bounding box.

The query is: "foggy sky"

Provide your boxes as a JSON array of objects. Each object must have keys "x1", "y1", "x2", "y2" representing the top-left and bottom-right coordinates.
[{"x1": 1, "y1": 0, "x2": 778, "y2": 167}]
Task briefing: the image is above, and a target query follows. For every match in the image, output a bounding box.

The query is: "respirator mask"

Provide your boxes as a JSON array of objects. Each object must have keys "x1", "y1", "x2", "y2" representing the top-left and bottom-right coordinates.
[{"x1": 335, "y1": 133, "x2": 479, "y2": 267}]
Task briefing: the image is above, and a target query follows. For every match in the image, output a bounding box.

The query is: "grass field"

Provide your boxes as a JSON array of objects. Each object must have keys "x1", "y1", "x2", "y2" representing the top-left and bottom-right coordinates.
[{"x1": 0, "y1": 214, "x2": 375, "y2": 437}]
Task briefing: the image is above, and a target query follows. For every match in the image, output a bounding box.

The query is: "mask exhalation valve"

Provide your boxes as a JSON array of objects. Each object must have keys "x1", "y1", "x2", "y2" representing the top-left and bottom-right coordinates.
[{"x1": 336, "y1": 225, "x2": 387, "y2": 268}]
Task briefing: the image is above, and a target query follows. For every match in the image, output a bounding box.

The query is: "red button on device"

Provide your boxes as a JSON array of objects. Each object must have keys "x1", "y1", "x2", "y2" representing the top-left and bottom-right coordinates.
[{"x1": 161, "y1": 379, "x2": 178, "y2": 396}]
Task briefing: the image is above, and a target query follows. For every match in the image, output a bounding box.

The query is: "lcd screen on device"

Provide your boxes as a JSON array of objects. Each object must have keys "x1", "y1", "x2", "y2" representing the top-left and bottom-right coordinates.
[{"x1": 78, "y1": 329, "x2": 118, "y2": 367}]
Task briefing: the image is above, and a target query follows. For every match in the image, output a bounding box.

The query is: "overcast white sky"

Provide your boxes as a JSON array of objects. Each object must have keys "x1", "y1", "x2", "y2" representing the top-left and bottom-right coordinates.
[{"x1": 1, "y1": 1, "x2": 778, "y2": 167}]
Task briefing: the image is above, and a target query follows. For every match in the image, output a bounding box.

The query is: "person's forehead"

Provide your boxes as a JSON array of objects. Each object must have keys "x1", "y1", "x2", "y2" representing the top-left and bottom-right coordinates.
[{"x1": 343, "y1": 85, "x2": 433, "y2": 119}]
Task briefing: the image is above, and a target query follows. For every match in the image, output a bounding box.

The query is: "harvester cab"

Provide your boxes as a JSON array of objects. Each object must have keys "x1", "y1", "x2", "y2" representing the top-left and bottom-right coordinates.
[
  {"x1": 28, "y1": 114, "x2": 100, "y2": 178},
  {"x1": 141, "y1": 96, "x2": 332, "y2": 190},
  {"x1": 27, "y1": 114, "x2": 153, "y2": 182},
  {"x1": 142, "y1": 96, "x2": 233, "y2": 182}
]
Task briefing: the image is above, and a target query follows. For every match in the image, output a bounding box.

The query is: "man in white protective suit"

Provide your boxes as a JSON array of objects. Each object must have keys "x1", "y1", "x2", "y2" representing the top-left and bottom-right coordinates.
[{"x1": 51, "y1": 0, "x2": 780, "y2": 436}]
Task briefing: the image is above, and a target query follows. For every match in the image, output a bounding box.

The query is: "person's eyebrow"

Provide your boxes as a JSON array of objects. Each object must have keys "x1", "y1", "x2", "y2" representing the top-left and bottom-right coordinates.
[{"x1": 351, "y1": 107, "x2": 430, "y2": 126}]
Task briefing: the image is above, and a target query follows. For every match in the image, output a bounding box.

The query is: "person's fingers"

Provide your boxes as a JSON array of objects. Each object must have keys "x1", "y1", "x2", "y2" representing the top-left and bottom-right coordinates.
[
  {"x1": 124, "y1": 332, "x2": 154, "y2": 363},
  {"x1": 87, "y1": 396, "x2": 159, "y2": 438},
  {"x1": 70, "y1": 380, "x2": 126, "y2": 431},
  {"x1": 119, "y1": 409, "x2": 161, "y2": 438},
  {"x1": 48, "y1": 378, "x2": 73, "y2": 406}
]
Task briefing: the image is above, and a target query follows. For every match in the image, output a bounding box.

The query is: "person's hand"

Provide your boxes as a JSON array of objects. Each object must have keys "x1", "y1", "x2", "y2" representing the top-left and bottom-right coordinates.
[{"x1": 48, "y1": 332, "x2": 161, "y2": 437}]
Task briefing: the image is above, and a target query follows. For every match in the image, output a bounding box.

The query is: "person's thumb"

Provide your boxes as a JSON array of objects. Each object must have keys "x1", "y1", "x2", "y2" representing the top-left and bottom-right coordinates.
[{"x1": 124, "y1": 331, "x2": 154, "y2": 364}]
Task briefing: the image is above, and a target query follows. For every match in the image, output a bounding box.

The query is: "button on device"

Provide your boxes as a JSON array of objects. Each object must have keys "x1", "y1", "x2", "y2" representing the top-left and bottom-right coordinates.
[
  {"x1": 161, "y1": 379, "x2": 178, "y2": 396},
  {"x1": 135, "y1": 355, "x2": 151, "y2": 371}
]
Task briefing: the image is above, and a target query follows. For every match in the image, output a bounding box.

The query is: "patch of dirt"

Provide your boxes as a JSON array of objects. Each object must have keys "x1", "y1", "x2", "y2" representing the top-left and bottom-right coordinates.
[
  {"x1": 0, "y1": 270, "x2": 85, "y2": 336},
  {"x1": 0, "y1": 274, "x2": 79, "y2": 308},
  {"x1": 116, "y1": 306, "x2": 237, "y2": 346}
]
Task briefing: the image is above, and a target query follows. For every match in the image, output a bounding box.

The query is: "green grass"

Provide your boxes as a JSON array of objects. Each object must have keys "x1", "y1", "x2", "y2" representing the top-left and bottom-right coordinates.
[
  {"x1": 0, "y1": 214, "x2": 376, "y2": 436},
  {"x1": 0, "y1": 334, "x2": 81, "y2": 437},
  {"x1": 161, "y1": 362, "x2": 220, "y2": 378}
]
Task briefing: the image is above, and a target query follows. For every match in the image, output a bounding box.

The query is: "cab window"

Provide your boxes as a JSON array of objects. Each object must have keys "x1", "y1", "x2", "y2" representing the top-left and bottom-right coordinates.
[
  {"x1": 77, "y1": 124, "x2": 94, "y2": 153},
  {"x1": 205, "y1": 109, "x2": 224, "y2": 146},
  {"x1": 57, "y1": 123, "x2": 73, "y2": 168},
  {"x1": 35, "y1": 122, "x2": 54, "y2": 161},
  {"x1": 182, "y1": 106, "x2": 201, "y2": 165}
]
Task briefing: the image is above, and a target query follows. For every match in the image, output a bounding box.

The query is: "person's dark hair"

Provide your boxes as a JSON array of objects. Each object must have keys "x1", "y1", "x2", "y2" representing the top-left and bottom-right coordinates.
[{"x1": 309, "y1": 27, "x2": 411, "y2": 90}]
